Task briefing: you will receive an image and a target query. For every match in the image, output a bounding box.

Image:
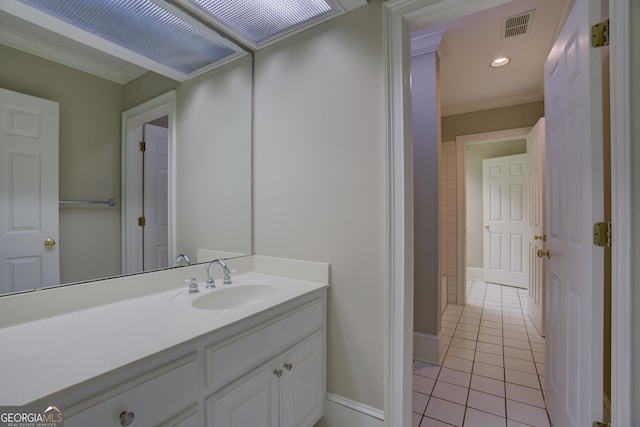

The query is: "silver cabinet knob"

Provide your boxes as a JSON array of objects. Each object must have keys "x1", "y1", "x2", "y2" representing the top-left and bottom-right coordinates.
[
  {"x1": 284, "y1": 362, "x2": 293, "y2": 371},
  {"x1": 273, "y1": 369, "x2": 283, "y2": 378},
  {"x1": 119, "y1": 411, "x2": 135, "y2": 426}
]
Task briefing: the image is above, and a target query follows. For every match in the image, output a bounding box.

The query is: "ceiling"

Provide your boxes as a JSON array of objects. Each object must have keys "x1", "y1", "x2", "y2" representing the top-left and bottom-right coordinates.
[
  {"x1": 412, "y1": 0, "x2": 574, "y2": 117},
  {"x1": 2, "y1": 0, "x2": 573, "y2": 111},
  {"x1": 0, "y1": 0, "x2": 366, "y2": 84}
]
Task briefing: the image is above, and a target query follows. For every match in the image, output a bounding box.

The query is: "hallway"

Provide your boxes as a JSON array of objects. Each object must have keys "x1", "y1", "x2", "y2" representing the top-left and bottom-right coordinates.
[{"x1": 413, "y1": 281, "x2": 550, "y2": 426}]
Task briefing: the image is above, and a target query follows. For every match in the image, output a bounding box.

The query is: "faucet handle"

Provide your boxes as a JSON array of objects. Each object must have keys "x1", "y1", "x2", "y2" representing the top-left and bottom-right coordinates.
[
  {"x1": 184, "y1": 278, "x2": 199, "y2": 293},
  {"x1": 223, "y1": 269, "x2": 232, "y2": 285}
]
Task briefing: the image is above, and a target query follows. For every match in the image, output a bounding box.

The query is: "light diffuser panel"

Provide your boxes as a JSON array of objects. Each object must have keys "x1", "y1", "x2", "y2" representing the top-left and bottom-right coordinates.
[
  {"x1": 18, "y1": 0, "x2": 238, "y2": 74},
  {"x1": 185, "y1": 0, "x2": 336, "y2": 43}
]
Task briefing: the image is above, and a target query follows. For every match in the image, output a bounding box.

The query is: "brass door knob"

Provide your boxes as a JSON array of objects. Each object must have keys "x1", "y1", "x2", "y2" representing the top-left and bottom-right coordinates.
[
  {"x1": 484, "y1": 224, "x2": 490, "y2": 230},
  {"x1": 537, "y1": 248, "x2": 551, "y2": 259},
  {"x1": 534, "y1": 234, "x2": 547, "y2": 241},
  {"x1": 44, "y1": 238, "x2": 56, "y2": 247}
]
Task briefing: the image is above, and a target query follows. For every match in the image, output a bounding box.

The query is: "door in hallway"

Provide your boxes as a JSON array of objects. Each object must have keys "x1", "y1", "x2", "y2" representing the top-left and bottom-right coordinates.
[
  {"x1": 527, "y1": 118, "x2": 546, "y2": 336},
  {"x1": 544, "y1": 0, "x2": 604, "y2": 425},
  {"x1": 482, "y1": 153, "x2": 528, "y2": 288}
]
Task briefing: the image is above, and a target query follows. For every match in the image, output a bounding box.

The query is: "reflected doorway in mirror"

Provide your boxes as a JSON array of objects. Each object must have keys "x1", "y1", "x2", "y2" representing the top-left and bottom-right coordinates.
[{"x1": 0, "y1": 88, "x2": 60, "y2": 293}]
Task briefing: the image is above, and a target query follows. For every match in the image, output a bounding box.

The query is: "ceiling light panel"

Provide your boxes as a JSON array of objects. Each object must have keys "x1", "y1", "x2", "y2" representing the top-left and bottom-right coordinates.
[
  {"x1": 18, "y1": 0, "x2": 242, "y2": 75},
  {"x1": 180, "y1": 0, "x2": 341, "y2": 45}
]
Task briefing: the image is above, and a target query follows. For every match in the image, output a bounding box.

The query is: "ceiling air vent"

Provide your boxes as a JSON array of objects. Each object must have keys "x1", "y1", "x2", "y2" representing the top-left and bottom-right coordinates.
[{"x1": 502, "y1": 9, "x2": 535, "y2": 39}]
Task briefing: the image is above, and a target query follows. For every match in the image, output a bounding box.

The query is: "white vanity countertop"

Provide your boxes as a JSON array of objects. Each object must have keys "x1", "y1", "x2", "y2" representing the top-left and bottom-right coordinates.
[{"x1": 0, "y1": 271, "x2": 328, "y2": 405}]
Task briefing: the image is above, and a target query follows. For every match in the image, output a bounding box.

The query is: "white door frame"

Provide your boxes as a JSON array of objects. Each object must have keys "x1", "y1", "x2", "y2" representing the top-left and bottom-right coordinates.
[
  {"x1": 121, "y1": 91, "x2": 176, "y2": 274},
  {"x1": 382, "y1": 1, "x2": 632, "y2": 427},
  {"x1": 455, "y1": 127, "x2": 531, "y2": 304}
]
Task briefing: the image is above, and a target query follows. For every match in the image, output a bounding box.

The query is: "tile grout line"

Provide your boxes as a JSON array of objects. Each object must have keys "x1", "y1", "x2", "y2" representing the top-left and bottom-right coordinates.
[
  {"x1": 426, "y1": 289, "x2": 464, "y2": 425},
  {"x1": 518, "y1": 286, "x2": 552, "y2": 427},
  {"x1": 461, "y1": 279, "x2": 486, "y2": 427},
  {"x1": 501, "y1": 285, "x2": 509, "y2": 426}
]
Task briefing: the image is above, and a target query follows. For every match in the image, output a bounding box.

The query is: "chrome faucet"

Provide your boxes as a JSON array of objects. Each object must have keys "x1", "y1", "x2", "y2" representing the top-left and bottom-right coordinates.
[
  {"x1": 205, "y1": 259, "x2": 232, "y2": 289},
  {"x1": 173, "y1": 254, "x2": 191, "y2": 267}
]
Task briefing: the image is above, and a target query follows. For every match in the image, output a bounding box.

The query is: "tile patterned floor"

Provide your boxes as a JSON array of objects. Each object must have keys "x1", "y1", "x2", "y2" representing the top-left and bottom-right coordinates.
[{"x1": 413, "y1": 281, "x2": 550, "y2": 427}]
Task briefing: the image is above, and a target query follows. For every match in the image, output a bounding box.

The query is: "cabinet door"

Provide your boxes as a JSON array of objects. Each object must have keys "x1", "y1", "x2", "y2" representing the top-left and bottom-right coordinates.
[
  {"x1": 65, "y1": 356, "x2": 197, "y2": 427},
  {"x1": 172, "y1": 413, "x2": 198, "y2": 427},
  {"x1": 207, "y1": 360, "x2": 280, "y2": 427},
  {"x1": 279, "y1": 331, "x2": 324, "y2": 427}
]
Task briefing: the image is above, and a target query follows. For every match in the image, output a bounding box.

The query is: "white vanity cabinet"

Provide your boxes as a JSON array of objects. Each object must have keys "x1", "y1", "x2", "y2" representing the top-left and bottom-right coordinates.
[
  {"x1": 39, "y1": 289, "x2": 326, "y2": 427},
  {"x1": 64, "y1": 355, "x2": 199, "y2": 427},
  {"x1": 208, "y1": 331, "x2": 323, "y2": 427}
]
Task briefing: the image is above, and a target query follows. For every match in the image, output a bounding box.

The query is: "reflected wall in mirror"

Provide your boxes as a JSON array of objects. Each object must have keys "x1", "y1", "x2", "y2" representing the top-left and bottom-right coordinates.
[{"x1": 0, "y1": 43, "x2": 252, "y2": 296}]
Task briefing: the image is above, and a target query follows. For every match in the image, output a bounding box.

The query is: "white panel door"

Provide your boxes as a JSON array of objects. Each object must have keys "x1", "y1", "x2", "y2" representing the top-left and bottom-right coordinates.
[
  {"x1": 143, "y1": 123, "x2": 169, "y2": 271},
  {"x1": 527, "y1": 118, "x2": 546, "y2": 336},
  {"x1": 0, "y1": 88, "x2": 59, "y2": 293},
  {"x1": 544, "y1": 0, "x2": 604, "y2": 425},
  {"x1": 482, "y1": 154, "x2": 528, "y2": 288}
]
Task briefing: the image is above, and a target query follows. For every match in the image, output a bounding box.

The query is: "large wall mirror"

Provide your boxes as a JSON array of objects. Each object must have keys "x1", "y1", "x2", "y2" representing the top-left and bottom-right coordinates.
[{"x1": 0, "y1": 9, "x2": 252, "y2": 296}]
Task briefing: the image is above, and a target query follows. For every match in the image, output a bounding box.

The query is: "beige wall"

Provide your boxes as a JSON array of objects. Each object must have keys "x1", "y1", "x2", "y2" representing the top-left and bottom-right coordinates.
[
  {"x1": 122, "y1": 72, "x2": 178, "y2": 111},
  {"x1": 0, "y1": 44, "x2": 124, "y2": 283},
  {"x1": 175, "y1": 56, "x2": 252, "y2": 260},
  {"x1": 441, "y1": 101, "x2": 544, "y2": 142},
  {"x1": 465, "y1": 139, "x2": 527, "y2": 268},
  {"x1": 631, "y1": 0, "x2": 640, "y2": 423},
  {"x1": 253, "y1": 1, "x2": 385, "y2": 410}
]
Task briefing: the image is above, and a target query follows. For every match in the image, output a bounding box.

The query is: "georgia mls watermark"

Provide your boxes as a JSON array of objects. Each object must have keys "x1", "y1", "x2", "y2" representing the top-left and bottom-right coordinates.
[{"x1": 0, "y1": 405, "x2": 63, "y2": 427}]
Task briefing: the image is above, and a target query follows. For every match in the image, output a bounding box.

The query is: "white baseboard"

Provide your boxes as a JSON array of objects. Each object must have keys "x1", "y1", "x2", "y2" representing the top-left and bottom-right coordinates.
[
  {"x1": 317, "y1": 394, "x2": 384, "y2": 427},
  {"x1": 467, "y1": 267, "x2": 483, "y2": 280},
  {"x1": 413, "y1": 332, "x2": 440, "y2": 365}
]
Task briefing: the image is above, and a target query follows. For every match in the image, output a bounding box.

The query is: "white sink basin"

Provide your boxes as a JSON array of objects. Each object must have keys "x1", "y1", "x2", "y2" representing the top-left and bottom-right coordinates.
[{"x1": 192, "y1": 284, "x2": 279, "y2": 310}]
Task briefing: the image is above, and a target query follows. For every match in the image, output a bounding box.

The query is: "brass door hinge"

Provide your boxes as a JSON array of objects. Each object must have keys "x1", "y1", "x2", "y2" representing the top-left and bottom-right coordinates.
[
  {"x1": 138, "y1": 216, "x2": 146, "y2": 227},
  {"x1": 593, "y1": 221, "x2": 612, "y2": 247},
  {"x1": 591, "y1": 19, "x2": 610, "y2": 47},
  {"x1": 593, "y1": 422, "x2": 611, "y2": 427},
  {"x1": 139, "y1": 141, "x2": 146, "y2": 152}
]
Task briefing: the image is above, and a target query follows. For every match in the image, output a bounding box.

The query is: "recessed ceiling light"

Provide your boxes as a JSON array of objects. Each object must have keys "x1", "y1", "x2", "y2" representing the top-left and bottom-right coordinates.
[{"x1": 490, "y1": 57, "x2": 511, "y2": 68}]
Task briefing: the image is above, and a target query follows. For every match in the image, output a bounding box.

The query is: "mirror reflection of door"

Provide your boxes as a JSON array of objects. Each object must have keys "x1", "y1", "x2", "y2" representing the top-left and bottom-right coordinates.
[
  {"x1": 0, "y1": 88, "x2": 59, "y2": 293},
  {"x1": 141, "y1": 119, "x2": 169, "y2": 272}
]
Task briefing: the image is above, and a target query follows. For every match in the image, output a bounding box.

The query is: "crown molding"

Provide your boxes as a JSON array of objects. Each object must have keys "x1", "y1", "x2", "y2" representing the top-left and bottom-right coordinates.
[
  {"x1": 0, "y1": 26, "x2": 147, "y2": 84},
  {"x1": 411, "y1": 29, "x2": 450, "y2": 59}
]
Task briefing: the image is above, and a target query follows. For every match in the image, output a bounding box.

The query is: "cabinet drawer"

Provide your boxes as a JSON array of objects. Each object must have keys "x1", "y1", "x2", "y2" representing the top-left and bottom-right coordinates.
[
  {"x1": 206, "y1": 299, "x2": 323, "y2": 391},
  {"x1": 65, "y1": 354, "x2": 198, "y2": 427}
]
